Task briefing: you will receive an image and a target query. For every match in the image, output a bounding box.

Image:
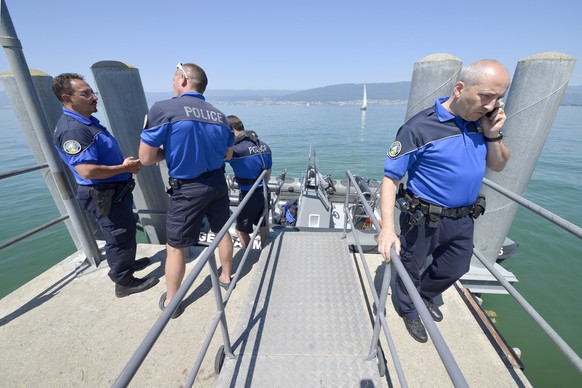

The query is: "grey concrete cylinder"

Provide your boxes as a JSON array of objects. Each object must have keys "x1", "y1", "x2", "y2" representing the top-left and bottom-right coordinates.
[
  {"x1": 473, "y1": 52, "x2": 576, "y2": 266},
  {"x1": 90, "y1": 61, "x2": 168, "y2": 244},
  {"x1": 405, "y1": 53, "x2": 463, "y2": 121}
]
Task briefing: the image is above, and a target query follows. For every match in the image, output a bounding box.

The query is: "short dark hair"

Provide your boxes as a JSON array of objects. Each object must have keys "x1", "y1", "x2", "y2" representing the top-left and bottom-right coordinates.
[
  {"x1": 228, "y1": 115, "x2": 245, "y2": 132},
  {"x1": 182, "y1": 63, "x2": 208, "y2": 93},
  {"x1": 52, "y1": 73, "x2": 84, "y2": 102}
]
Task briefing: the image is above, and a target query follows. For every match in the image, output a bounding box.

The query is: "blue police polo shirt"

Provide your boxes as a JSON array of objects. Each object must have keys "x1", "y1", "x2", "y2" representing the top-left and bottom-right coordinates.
[
  {"x1": 383, "y1": 97, "x2": 487, "y2": 208},
  {"x1": 141, "y1": 92, "x2": 234, "y2": 179},
  {"x1": 53, "y1": 108, "x2": 130, "y2": 185},
  {"x1": 227, "y1": 132, "x2": 273, "y2": 191}
]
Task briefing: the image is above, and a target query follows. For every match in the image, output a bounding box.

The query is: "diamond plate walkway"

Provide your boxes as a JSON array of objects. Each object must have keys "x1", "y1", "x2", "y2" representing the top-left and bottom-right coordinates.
[{"x1": 216, "y1": 229, "x2": 381, "y2": 387}]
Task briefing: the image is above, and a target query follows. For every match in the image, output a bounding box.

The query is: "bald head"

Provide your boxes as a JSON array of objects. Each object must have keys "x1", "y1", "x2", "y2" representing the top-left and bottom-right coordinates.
[
  {"x1": 443, "y1": 59, "x2": 511, "y2": 121},
  {"x1": 459, "y1": 60, "x2": 510, "y2": 89}
]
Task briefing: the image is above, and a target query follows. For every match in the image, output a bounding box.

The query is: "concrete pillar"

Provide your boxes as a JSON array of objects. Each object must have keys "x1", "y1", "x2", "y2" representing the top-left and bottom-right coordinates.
[
  {"x1": 0, "y1": 71, "x2": 84, "y2": 249},
  {"x1": 405, "y1": 54, "x2": 463, "y2": 121},
  {"x1": 473, "y1": 52, "x2": 576, "y2": 266},
  {"x1": 90, "y1": 61, "x2": 168, "y2": 244}
]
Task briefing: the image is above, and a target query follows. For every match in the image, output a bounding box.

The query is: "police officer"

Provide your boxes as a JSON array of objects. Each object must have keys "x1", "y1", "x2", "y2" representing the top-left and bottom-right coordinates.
[
  {"x1": 139, "y1": 63, "x2": 234, "y2": 319},
  {"x1": 226, "y1": 115, "x2": 272, "y2": 248},
  {"x1": 377, "y1": 60, "x2": 511, "y2": 342},
  {"x1": 52, "y1": 73, "x2": 158, "y2": 297}
]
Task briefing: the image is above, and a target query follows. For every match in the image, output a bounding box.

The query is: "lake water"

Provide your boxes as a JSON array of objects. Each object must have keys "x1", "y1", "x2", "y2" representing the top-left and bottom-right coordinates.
[{"x1": 0, "y1": 101, "x2": 580, "y2": 386}]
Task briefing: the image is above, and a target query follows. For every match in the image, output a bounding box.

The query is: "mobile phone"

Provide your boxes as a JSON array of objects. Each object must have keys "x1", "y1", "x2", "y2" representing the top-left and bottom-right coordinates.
[{"x1": 486, "y1": 100, "x2": 503, "y2": 117}]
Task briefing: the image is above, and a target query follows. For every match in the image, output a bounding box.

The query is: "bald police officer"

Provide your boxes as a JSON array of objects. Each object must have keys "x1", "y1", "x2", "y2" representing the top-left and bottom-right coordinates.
[{"x1": 378, "y1": 60, "x2": 511, "y2": 342}]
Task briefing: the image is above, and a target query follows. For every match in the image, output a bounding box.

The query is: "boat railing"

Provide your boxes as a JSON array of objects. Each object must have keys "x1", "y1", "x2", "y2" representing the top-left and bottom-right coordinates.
[
  {"x1": 0, "y1": 163, "x2": 70, "y2": 252},
  {"x1": 344, "y1": 170, "x2": 469, "y2": 387},
  {"x1": 113, "y1": 169, "x2": 270, "y2": 387}
]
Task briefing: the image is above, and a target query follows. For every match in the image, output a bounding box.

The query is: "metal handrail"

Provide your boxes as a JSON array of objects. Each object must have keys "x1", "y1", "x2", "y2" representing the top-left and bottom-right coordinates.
[
  {"x1": 0, "y1": 163, "x2": 49, "y2": 180},
  {"x1": 0, "y1": 164, "x2": 68, "y2": 252},
  {"x1": 480, "y1": 178, "x2": 582, "y2": 374},
  {"x1": 0, "y1": 215, "x2": 69, "y2": 251},
  {"x1": 345, "y1": 170, "x2": 469, "y2": 387},
  {"x1": 341, "y1": 186, "x2": 408, "y2": 386},
  {"x1": 482, "y1": 177, "x2": 582, "y2": 239},
  {"x1": 113, "y1": 169, "x2": 269, "y2": 387},
  {"x1": 472, "y1": 248, "x2": 582, "y2": 374}
]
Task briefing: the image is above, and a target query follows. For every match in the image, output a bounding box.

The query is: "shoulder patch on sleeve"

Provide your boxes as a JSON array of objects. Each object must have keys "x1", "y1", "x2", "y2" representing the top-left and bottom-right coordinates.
[
  {"x1": 388, "y1": 141, "x2": 402, "y2": 158},
  {"x1": 63, "y1": 140, "x2": 82, "y2": 155}
]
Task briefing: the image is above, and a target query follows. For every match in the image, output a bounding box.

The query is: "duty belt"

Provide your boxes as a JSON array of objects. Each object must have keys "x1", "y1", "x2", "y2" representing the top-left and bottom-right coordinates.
[
  {"x1": 169, "y1": 168, "x2": 222, "y2": 189},
  {"x1": 235, "y1": 176, "x2": 257, "y2": 186},
  {"x1": 85, "y1": 178, "x2": 135, "y2": 216},
  {"x1": 398, "y1": 188, "x2": 486, "y2": 228}
]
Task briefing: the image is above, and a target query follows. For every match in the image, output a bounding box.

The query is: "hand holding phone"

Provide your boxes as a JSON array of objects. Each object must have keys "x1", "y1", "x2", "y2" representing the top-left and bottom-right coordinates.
[{"x1": 486, "y1": 100, "x2": 504, "y2": 117}]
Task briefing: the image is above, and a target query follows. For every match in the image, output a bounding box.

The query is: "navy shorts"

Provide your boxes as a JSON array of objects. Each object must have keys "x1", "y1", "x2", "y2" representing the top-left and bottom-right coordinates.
[
  {"x1": 236, "y1": 189, "x2": 269, "y2": 233},
  {"x1": 166, "y1": 174, "x2": 230, "y2": 248}
]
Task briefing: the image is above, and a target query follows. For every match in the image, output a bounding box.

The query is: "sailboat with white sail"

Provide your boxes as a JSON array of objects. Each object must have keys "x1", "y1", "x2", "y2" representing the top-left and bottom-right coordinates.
[{"x1": 360, "y1": 83, "x2": 368, "y2": 110}]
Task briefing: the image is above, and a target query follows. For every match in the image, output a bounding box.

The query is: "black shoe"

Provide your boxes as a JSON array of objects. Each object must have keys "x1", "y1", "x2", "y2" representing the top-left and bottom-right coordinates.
[
  {"x1": 423, "y1": 298, "x2": 443, "y2": 322},
  {"x1": 133, "y1": 257, "x2": 151, "y2": 272},
  {"x1": 404, "y1": 317, "x2": 428, "y2": 343},
  {"x1": 158, "y1": 292, "x2": 184, "y2": 319},
  {"x1": 115, "y1": 276, "x2": 159, "y2": 298}
]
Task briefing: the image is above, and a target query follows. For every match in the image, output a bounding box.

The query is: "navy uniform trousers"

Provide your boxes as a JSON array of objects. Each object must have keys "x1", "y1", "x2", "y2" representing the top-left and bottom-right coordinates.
[
  {"x1": 395, "y1": 213, "x2": 474, "y2": 320},
  {"x1": 77, "y1": 185, "x2": 137, "y2": 285}
]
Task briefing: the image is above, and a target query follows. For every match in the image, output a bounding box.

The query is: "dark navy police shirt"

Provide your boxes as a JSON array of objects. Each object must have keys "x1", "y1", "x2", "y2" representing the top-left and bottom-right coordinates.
[
  {"x1": 53, "y1": 108, "x2": 130, "y2": 185},
  {"x1": 140, "y1": 92, "x2": 234, "y2": 179},
  {"x1": 228, "y1": 132, "x2": 272, "y2": 191},
  {"x1": 383, "y1": 97, "x2": 487, "y2": 208}
]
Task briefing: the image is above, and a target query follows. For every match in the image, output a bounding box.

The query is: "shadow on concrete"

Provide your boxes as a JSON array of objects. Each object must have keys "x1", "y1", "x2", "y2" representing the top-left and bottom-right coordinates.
[
  {"x1": 0, "y1": 262, "x2": 88, "y2": 326},
  {"x1": 178, "y1": 246, "x2": 263, "y2": 313}
]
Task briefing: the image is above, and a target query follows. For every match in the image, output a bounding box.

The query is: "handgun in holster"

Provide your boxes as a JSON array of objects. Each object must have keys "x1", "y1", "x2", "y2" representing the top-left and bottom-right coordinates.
[{"x1": 89, "y1": 187, "x2": 115, "y2": 216}]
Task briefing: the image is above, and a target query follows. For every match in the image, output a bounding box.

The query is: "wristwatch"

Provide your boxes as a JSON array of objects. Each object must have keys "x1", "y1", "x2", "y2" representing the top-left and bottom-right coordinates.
[{"x1": 484, "y1": 132, "x2": 503, "y2": 142}]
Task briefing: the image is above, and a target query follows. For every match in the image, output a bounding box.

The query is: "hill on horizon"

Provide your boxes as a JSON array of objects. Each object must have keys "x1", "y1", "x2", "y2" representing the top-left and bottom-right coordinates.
[
  {"x1": 1, "y1": 82, "x2": 582, "y2": 106},
  {"x1": 205, "y1": 82, "x2": 582, "y2": 105}
]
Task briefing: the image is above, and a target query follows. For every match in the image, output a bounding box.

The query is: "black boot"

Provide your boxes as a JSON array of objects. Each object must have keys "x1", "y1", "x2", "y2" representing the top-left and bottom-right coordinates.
[
  {"x1": 423, "y1": 298, "x2": 443, "y2": 322},
  {"x1": 115, "y1": 276, "x2": 159, "y2": 298},
  {"x1": 403, "y1": 317, "x2": 428, "y2": 343}
]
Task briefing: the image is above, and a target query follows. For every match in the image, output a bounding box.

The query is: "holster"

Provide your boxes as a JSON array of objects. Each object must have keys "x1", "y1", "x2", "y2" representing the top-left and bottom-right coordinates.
[
  {"x1": 89, "y1": 187, "x2": 115, "y2": 216},
  {"x1": 471, "y1": 193, "x2": 486, "y2": 219}
]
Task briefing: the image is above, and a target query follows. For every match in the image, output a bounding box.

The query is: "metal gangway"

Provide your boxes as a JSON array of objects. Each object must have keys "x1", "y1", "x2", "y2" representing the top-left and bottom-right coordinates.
[{"x1": 215, "y1": 229, "x2": 382, "y2": 386}]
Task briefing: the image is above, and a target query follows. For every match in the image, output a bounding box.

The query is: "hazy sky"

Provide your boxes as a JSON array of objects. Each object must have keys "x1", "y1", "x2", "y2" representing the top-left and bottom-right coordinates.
[{"x1": 0, "y1": 0, "x2": 580, "y2": 92}]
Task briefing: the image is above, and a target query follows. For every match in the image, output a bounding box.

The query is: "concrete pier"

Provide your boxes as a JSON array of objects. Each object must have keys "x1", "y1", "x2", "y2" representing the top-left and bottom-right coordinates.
[{"x1": 0, "y1": 240, "x2": 530, "y2": 387}]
